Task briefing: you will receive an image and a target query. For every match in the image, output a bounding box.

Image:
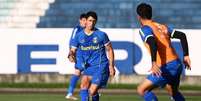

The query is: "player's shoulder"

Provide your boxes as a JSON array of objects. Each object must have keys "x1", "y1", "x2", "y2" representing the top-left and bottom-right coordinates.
[
  {"x1": 74, "y1": 24, "x2": 82, "y2": 29},
  {"x1": 78, "y1": 29, "x2": 85, "y2": 35},
  {"x1": 74, "y1": 29, "x2": 84, "y2": 38},
  {"x1": 156, "y1": 22, "x2": 174, "y2": 34},
  {"x1": 95, "y1": 29, "x2": 107, "y2": 35},
  {"x1": 76, "y1": 25, "x2": 84, "y2": 30},
  {"x1": 165, "y1": 24, "x2": 174, "y2": 30},
  {"x1": 94, "y1": 27, "x2": 99, "y2": 31},
  {"x1": 73, "y1": 25, "x2": 80, "y2": 30},
  {"x1": 154, "y1": 22, "x2": 170, "y2": 30},
  {"x1": 140, "y1": 25, "x2": 153, "y2": 34},
  {"x1": 141, "y1": 25, "x2": 152, "y2": 31}
]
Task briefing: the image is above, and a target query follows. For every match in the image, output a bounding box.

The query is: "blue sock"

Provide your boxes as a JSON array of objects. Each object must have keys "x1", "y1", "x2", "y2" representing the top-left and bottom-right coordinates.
[
  {"x1": 143, "y1": 91, "x2": 158, "y2": 101},
  {"x1": 80, "y1": 89, "x2": 89, "y2": 101},
  {"x1": 67, "y1": 75, "x2": 80, "y2": 95},
  {"x1": 92, "y1": 93, "x2": 99, "y2": 101},
  {"x1": 173, "y1": 92, "x2": 185, "y2": 101}
]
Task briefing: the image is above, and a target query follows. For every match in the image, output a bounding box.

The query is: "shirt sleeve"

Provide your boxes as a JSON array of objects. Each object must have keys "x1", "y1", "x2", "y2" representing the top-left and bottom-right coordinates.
[
  {"x1": 103, "y1": 32, "x2": 111, "y2": 46},
  {"x1": 167, "y1": 25, "x2": 176, "y2": 38},
  {"x1": 69, "y1": 27, "x2": 78, "y2": 47},
  {"x1": 70, "y1": 28, "x2": 79, "y2": 49},
  {"x1": 139, "y1": 26, "x2": 154, "y2": 42}
]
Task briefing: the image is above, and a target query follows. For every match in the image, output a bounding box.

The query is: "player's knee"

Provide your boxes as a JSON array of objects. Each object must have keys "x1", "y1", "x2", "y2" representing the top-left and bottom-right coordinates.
[
  {"x1": 89, "y1": 85, "x2": 98, "y2": 96},
  {"x1": 80, "y1": 82, "x2": 88, "y2": 89},
  {"x1": 74, "y1": 69, "x2": 81, "y2": 76},
  {"x1": 89, "y1": 89, "x2": 96, "y2": 96},
  {"x1": 80, "y1": 78, "x2": 90, "y2": 89},
  {"x1": 137, "y1": 85, "x2": 145, "y2": 96}
]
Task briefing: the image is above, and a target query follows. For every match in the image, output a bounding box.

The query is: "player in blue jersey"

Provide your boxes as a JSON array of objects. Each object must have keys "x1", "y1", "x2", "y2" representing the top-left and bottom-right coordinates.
[
  {"x1": 65, "y1": 13, "x2": 86, "y2": 100},
  {"x1": 136, "y1": 3, "x2": 191, "y2": 101},
  {"x1": 69, "y1": 11, "x2": 115, "y2": 101}
]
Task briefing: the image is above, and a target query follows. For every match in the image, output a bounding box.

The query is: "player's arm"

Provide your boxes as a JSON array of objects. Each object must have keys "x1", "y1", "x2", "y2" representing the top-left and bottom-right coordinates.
[
  {"x1": 171, "y1": 31, "x2": 189, "y2": 56},
  {"x1": 105, "y1": 43, "x2": 115, "y2": 76},
  {"x1": 171, "y1": 30, "x2": 191, "y2": 69},
  {"x1": 103, "y1": 33, "x2": 115, "y2": 76},
  {"x1": 68, "y1": 28, "x2": 79, "y2": 63},
  {"x1": 140, "y1": 26, "x2": 161, "y2": 76},
  {"x1": 146, "y1": 37, "x2": 157, "y2": 62},
  {"x1": 146, "y1": 36, "x2": 161, "y2": 76}
]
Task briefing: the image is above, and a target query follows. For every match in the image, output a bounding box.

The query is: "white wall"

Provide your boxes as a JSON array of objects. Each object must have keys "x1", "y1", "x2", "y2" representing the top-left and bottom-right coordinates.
[{"x1": 0, "y1": 29, "x2": 199, "y2": 76}]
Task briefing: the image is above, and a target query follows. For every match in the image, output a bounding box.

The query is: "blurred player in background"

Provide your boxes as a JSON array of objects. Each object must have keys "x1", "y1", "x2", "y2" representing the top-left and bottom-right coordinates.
[
  {"x1": 66, "y1": 13, "x2": 86, "y2": 100},
  {"x1": 136, "y1": 3, "x2": 191, "y2": 101},
  {"x1": 70, "y1": 11, "x2": 115, "y2": 101}
]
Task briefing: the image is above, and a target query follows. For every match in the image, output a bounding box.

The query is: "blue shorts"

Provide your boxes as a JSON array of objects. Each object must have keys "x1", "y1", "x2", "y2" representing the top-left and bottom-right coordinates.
[
  {"x1": 74, "y1": 55, "x2": 85, "y2": 71},
  {"x1": 147, "y1": 59, "x2": 183, "y2": 88},
  {"x1": 83, "y1": 62, "x2": 109, "y2": 88},
  {"x1": 74, "y1": 64, "x2": 84, "y2": 71}
]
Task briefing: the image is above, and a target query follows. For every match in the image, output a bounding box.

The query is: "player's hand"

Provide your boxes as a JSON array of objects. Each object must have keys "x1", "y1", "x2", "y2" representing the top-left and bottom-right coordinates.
[
  {"x1": 109, "y1": 65, "x2": 115, "y2": 77},
  {"x1": 184, "y1": 56, "x2": 191, "y2": 70},
  {"x1": 68, "y1": 54, "x2": 76, "y2": 63},
  {"x1": 149, "y1": 62, "x2": 161, "y2": 77},
  {"x1": 68, "y1": 52, "x2": 76, "y2": 63}
]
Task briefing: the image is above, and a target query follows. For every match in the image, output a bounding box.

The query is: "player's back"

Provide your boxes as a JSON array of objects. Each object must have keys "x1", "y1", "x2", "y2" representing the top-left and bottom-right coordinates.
[{"x1": 142, "y1": 21, "x2": 178, "y2": 66}]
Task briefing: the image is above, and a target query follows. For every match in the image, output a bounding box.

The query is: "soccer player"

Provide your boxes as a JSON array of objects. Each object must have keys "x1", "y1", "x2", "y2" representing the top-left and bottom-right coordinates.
[
  {"x1": 65, "y1": 13, "x2": 86, "y2": 100},
  {"x1": 69, "y1": 11, "x2": 115, "y2": 101},
  {"x1": 136, "y1": 3, "x2": 191, "y2": 101}
]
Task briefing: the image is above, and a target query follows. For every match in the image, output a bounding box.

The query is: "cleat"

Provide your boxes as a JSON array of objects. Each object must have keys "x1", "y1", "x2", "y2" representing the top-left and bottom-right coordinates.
[{"x1": 65, "y1": 95, "x2": 78, "y2": 100}]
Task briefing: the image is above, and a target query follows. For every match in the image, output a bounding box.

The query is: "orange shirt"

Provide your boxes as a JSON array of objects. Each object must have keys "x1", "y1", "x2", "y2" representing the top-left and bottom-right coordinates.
[{"x1": 139, "y1": 21, "x2": 178, "y2": 66}]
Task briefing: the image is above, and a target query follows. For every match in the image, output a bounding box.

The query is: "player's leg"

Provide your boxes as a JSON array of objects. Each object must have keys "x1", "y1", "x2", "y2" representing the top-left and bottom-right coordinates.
[
  {"x1": 166, "y1": 59, "x2": 185, "y2": 101},
  {"x1": 165, "y1": 84, "x2": 174, "y2": 101},
  {"x1": 170, "y1": 73, "x2": 185, "y2": 101},
  {"x1": 80, "y1": 75, "x2": 91, "y2": 101},
  {"x1": 89, "y1": 84, "x2": 99, "y2": 101},
  {"x1": 66, "y1": 68, "x2": 81, "y2": 100},
  {"x1": 137, "y1": 79, "x2": 158, "y2": 101},
  {"x1": 168, "y1": 80, "x2": 185, "y2": 101},
  {"x1": 171, "y1": 85, "x2": 185, "y2": 101},
  {"x1": 89, "y1": 64, "x2": 109, "y2": 101}
]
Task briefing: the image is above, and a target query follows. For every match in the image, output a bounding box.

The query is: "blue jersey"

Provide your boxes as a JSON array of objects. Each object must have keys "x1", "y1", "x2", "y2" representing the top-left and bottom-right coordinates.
[
  {"x1": 69, "y1": 25, "x2": 99, "y2": 48},
  {"x1": 71, "y1": 29, "x2": 110, "y2": 69}
]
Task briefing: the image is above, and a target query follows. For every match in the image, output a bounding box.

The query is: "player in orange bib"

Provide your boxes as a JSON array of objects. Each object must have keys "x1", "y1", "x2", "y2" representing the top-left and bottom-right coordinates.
[{"x1": 136, "y1": 3, "x2": 191, "y2": 101}]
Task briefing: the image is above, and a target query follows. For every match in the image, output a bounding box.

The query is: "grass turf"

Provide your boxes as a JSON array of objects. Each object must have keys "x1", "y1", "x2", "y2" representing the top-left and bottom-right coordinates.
[
  {"x1": 0, "y1": 93, "x2": 200, "y2": 101},
  {"x1": 0, "y1": 83, "x2": 200, "y2": 91}
]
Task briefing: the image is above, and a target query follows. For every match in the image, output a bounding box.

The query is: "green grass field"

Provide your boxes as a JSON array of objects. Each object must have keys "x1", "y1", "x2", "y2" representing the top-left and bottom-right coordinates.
[
  {"x1": 0, "y1": 83, "x2": 200, "y2": 101},
  {"x1": 0, "y1": 93, "x2": 200, "y2": 101}
]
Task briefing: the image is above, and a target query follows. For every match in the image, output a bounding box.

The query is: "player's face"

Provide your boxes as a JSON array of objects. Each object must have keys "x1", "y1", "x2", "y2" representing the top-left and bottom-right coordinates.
[
  {"x1": 85, "y1": 16, "x2": 96, "y2": 30},
  {"x1": 79, "y1": 18, "x2": 86, "y2": 27}
]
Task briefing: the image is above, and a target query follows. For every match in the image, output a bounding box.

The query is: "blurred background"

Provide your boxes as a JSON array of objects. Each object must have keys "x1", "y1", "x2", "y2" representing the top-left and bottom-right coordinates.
[
  {"x1": 0, "y1": 0, "x2": 201, "y2": 28},
  {"x1": 0, "y1": 0, "x2": 201, "y2": 101}
]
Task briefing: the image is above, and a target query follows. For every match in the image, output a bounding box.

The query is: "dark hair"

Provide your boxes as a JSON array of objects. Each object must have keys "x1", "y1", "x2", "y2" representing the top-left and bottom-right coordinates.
[
  {"x1": 86, "y1": 11, "x2": 98, "y2": 21},
  {"x1": 79, "y1": 13, "x2": 86, "y2": 19},
  {"x1": 137, "y1": 3, "x2": 152, "y2": 19}
]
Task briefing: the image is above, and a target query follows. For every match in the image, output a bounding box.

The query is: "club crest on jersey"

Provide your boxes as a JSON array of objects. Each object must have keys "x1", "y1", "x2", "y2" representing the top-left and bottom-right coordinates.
[
  {"x1": 93, "y1": 37, "x2": 98, "y2": 43},
  {"x1": 80, "y1": 39, "x2": 85, "y2": 43}
]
